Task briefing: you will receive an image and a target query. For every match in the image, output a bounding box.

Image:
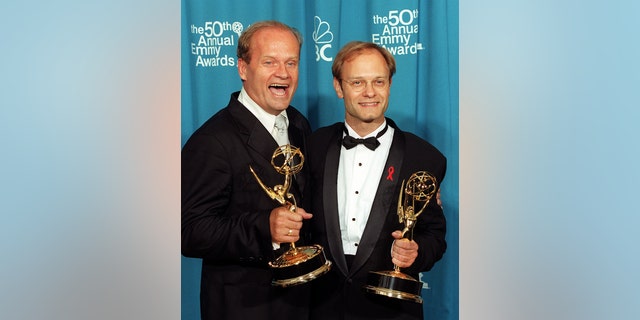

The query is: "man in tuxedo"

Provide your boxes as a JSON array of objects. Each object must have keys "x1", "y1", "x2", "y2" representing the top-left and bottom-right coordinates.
[
  {"x1": 182, "y1": 21, "x2": 313, "y2": 320},
  {"x1": 306, "y1": 41, "x2": 447, "y2": 320}
]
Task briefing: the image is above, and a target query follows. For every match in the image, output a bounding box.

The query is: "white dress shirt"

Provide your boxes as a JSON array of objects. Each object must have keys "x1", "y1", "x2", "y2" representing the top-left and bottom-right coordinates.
[
  {"x1": 238, "y1": 88, "x2": 289, "y2": 144},
  {"x1": 338, "y1": 121, "x2": 394, "y2": 255}
]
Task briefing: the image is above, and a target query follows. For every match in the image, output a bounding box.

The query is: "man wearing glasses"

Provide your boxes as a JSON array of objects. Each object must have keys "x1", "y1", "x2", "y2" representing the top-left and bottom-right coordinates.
[{"x1": 305, "y1": 41, "x2": 447, "y2": 320}]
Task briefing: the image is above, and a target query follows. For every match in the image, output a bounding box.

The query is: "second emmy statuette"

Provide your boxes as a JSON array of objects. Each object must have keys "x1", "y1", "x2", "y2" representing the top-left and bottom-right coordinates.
[
  {"x1": 250, "y1": 144, "x2": 332, "y2": 287},
  {"x1": 363, "y1": 171, "x2": 437, "y2": 304}
]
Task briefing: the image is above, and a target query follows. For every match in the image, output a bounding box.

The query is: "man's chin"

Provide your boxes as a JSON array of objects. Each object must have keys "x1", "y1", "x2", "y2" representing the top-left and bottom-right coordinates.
[{"x1": 270, "y1": 99, "x2": 293, "y2": 109}]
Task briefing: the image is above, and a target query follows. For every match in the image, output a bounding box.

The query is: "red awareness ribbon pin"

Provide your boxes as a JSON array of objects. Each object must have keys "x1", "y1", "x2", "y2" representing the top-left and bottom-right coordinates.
[{"x1": 386, "y1": 166, "x2": 395, "y2": 181}]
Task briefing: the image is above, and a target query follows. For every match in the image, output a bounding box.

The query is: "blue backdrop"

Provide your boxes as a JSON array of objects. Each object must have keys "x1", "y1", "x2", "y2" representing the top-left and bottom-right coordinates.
[{"x1": 181, "y1": 1, "x2": 459, "y2": 319}]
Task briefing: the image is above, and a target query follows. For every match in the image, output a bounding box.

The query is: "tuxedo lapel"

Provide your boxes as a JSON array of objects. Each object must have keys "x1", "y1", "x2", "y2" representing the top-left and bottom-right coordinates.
[
  {"x1": 349, "y1": 129, "x2": 406, "y2": 275},
  {"x1": 286, "y1": 112, "x2": 307, "y2": 197},
  {"x1": 287, "y1": 115, "x2": 303, "y2": 150},
  {"x1": 227, "y1": 98, "x2": 277, "y2": 160},
  {"x1": 322, "y1": 127, "x2": 349, "y2": 275},
  {"x1": 226, "y1": 98, "x2": 285, "y2": 196}
]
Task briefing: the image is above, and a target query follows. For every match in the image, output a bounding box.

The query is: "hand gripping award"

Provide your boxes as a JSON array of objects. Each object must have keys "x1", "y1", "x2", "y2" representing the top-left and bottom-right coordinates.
[
  {"x1": 249, "y1": 144, "x2": 332, "y2": 287},
  {"x1": 363, "y1": 171, "x2": 437, "y2": 303}
]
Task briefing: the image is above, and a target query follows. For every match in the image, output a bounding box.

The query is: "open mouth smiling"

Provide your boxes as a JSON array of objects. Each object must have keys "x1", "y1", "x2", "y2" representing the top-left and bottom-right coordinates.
[
  {"x1": 269, "y1": 84, "x2": 289, "y2": 96},
  {"x1": 359, "y1": 101, "x2": 379, "y2": 107}
]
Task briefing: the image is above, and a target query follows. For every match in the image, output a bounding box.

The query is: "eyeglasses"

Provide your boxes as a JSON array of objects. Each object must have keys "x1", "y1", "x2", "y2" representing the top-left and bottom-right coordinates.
[{"x1": 340, "y1": 78, "x2": 389, "y2": 92}]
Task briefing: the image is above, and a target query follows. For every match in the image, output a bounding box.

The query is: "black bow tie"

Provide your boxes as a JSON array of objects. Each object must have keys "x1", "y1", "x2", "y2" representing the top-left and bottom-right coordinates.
[{"x1": 342, "y1": 124, "x2": 388, "y2": 151}]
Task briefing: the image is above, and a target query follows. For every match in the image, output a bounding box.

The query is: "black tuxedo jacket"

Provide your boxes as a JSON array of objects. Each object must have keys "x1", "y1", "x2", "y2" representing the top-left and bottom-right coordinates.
[
  {"x1": 305, "y1": 119, "x2": 447, "y2": 320},
  {"x1": 182, "y1": 92, "x2": 312, "y2": 320}
]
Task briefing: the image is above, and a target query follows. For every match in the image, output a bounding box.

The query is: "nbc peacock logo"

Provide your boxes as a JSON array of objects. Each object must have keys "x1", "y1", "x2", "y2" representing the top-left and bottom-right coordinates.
[{"x1": 312, "y1": 16, "x2": 333, "y2": 62}]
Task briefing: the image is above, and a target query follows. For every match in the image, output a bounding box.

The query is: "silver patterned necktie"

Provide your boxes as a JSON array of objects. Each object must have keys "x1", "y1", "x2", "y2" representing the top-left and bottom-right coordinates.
[{"x1": 272, "y1": 114, "x2": 289, "y2": 146}]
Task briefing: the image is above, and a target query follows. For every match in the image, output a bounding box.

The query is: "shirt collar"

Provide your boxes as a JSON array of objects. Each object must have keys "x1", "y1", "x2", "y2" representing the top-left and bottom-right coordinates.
[
  {"x1": 238, "y1": 87, "x2": 288, "y2": 131},
  {"x1": 344, "y1": 119, "x2": 388, "y2": 139}
]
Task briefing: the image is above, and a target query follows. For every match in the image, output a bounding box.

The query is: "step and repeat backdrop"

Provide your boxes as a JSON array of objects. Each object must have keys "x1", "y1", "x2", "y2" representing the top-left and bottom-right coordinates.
[{"x1": 181, "y1": 1, "x2": 458, "y2": 319}]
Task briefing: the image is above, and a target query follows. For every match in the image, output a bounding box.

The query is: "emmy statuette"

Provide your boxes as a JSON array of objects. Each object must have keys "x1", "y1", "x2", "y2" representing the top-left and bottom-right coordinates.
[
  {"x1": 249, "y1": 144, "x2": 332, "y2": 287},
  {"x1": 363, "y1": 171, "x2": 437, "y2": 303}
]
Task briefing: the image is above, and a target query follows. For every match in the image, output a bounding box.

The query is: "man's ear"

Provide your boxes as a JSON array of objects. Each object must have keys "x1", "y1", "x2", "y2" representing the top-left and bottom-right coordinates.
[
  {"x1": 238, "y1": 58, "x2": 247, "y2": 81},
  {"x1": 333, "y1": 77, "x2": 344, "y2": 99}
]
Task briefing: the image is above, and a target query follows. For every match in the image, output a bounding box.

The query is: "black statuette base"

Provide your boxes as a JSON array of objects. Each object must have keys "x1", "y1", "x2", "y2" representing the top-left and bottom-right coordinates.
[
  {"x1": 269, "y1": 244, "x2": 332, "y2": 287},
  {"x1": 363, "y1": 270, "x2": 424, "y2": 304}
]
